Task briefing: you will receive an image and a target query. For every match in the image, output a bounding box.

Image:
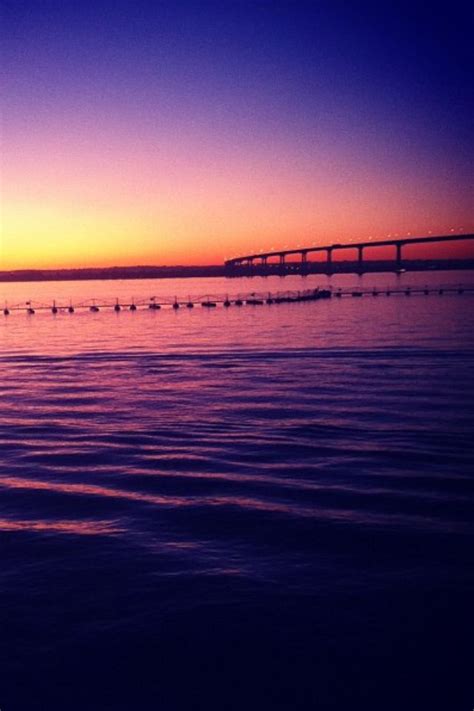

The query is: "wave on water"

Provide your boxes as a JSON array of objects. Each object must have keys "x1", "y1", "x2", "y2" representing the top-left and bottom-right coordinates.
[{"x1": 1, "y1": 334, "x2": 473, "y2": 709}]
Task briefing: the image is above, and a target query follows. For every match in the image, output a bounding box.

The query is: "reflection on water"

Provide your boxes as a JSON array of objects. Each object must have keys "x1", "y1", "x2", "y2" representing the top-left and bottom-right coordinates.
[
  {"x1": 0, "y1": 272, "x2": 473, "y2": 710},
  {"x1": 0, "y1": 518, "x2": 124, "y2": 535}
]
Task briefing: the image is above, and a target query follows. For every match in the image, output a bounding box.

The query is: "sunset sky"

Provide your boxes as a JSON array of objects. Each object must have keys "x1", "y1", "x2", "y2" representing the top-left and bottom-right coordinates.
[{"x1": 1, "y1": 0, "x2": 472, "y2": 269}]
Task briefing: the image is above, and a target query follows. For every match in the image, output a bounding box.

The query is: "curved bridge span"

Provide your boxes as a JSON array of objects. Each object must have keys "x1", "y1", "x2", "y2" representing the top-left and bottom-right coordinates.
[{"x1": 225, "y1": 234, "x2": 474, "y2": 275}]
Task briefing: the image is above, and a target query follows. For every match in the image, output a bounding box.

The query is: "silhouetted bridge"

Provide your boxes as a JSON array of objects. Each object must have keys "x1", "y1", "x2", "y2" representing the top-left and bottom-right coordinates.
[{"x1": 225, "y1": 234, "x2": 474, "y2": 276}]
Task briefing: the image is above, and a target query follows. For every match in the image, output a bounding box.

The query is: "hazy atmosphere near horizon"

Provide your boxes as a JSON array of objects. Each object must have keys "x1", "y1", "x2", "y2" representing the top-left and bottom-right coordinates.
[{"x1": 1, "y1": 2, "x2": 473, "y2": 711}]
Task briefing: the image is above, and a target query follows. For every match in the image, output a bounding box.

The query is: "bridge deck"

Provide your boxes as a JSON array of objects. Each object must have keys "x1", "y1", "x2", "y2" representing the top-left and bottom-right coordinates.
[{"x1": 226, "y1": 233, "x2": 474, "y2": 265}]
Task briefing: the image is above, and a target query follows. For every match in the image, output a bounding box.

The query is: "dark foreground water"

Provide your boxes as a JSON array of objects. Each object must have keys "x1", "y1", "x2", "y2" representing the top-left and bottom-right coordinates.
[{"x1": 1, "y1": 273, "x2": 473, "y2": 710}]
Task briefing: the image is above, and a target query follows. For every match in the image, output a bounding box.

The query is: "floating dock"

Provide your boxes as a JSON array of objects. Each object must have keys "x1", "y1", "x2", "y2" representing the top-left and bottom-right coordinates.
[{"x1": 2, "y1": 285, "x2": 474, "y2": 316}]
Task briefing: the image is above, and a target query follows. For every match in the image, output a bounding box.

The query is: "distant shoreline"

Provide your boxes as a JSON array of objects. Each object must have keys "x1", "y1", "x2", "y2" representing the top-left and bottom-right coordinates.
[
  {"x1": 0, "y1": 259, "x2": 473, "y2": 283},
  {"x1": 0, "y1": 265, "x2": 227, "y2": 283}
]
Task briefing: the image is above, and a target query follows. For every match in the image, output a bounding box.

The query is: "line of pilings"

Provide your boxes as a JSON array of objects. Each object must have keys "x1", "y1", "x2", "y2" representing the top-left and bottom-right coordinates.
[{"x1": 2, "y1": 285, "x2": 474, "y2": 316}]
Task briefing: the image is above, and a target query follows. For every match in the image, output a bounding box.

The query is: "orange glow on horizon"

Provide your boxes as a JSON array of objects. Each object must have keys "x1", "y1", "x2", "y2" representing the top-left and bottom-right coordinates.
[
  {"x1": 2, "y1": 125, "x2": 473, "y2": 270},
  {"x1": 2, "y1": 189, "x2": 473, "y2": 270}
]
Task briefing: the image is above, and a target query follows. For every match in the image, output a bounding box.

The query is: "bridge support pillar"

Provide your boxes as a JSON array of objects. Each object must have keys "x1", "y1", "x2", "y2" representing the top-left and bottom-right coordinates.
[
  {"x1": 396, "y1": 244, "x2": 402, "y2": 268},
  {"x1": 279, "y1": 254, "x2": 286, "y2": 275},
  {"x1": 327, "y1": 248, "x2": 333, "y2": 272},
  {"x1": 301, "y1": 251, "x2": 308, "y2": 275}
]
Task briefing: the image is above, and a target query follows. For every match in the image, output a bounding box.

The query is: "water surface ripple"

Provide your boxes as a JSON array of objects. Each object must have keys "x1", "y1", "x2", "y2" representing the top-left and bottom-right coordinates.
[{"x1": 1, "y1": 273, "x2": 473, "y2": 710}]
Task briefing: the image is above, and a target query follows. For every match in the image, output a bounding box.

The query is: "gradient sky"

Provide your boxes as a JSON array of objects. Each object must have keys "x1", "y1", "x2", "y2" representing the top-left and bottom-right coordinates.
[{"x1": 1, "y1": 0, "x2": 473, "y2": 269}]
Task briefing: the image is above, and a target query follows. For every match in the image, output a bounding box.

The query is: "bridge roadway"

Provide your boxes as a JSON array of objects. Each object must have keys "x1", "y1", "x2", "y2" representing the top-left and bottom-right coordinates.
[{"x1": 225, "y1": 233, "x2": 474, "y2": 272}]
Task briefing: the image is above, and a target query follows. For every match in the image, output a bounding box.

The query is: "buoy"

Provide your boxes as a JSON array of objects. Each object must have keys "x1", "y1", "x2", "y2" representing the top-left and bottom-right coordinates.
[{"x1": 148, "y1": 297, "x2": 160, "y2": 310}]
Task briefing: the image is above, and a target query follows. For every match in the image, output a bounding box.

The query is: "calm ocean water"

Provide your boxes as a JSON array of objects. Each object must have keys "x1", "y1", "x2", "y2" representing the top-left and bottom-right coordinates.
[{"x1": 1, "y1": 271, "x2": 473, "y2": 710}]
